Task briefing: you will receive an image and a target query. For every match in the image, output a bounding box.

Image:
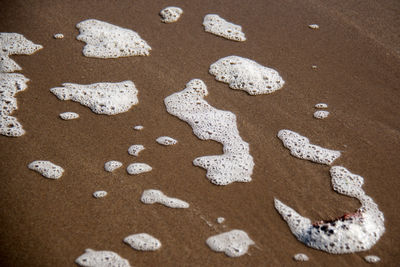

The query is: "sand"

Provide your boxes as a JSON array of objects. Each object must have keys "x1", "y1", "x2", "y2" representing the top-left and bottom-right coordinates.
[{"x1": 0, "y1": 0, "x2": 399, "y2": 266}]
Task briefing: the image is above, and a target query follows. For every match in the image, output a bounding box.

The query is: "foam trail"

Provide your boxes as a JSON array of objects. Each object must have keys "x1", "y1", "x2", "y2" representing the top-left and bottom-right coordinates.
[
  {"x1": 28, "y1": 161, "x2": 64, "y2": 179},
  {"x1": 124, "y1": 233, "x2": 161, "y2": 251},
  {"x1": 206, "y1": 230, "x2": 255, "y2": 257},
  {"x1": 164, "y1": 79, "x2": 254, "y2": 185},
  {"x1": 160, "y1": 7, "x2": 183, "y2": 23},
  {"x1": 209, "y1": 56, "x2": 285, "y2": 95},
  {"x1": 75, "y1": 249, "x2": 130, "y2": 267},
  {"x1": 141, "y1": 189, "x2": 189, "y2": 208},
  {"x1": 274, "y1": 166, "x2": 385, "y2": 254},
  {"x1": 203, "y1": 14, "x2": 246, "y2": 41}
]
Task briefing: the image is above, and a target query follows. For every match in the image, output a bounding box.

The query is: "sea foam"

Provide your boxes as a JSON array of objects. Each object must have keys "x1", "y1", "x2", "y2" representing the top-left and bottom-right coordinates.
[
  {"x1": 75, "y1": 249, "x2": 130, "y2": 267},
  {"x1": 141, "y1": 189, "x2": 189, "y2": 208},
  {"x1": 76, "y1": 19, "x2": 151, "y2": 58},
  {"x1": 274, "y1": 166, "x2": 385, "y2": 254},
  {"x1": 364, "y1": 255, "x2": 380, "y2": 263},
  {"x1": 206, "y1": 230, "x2": 255, "y2": 257},
  {"x1": 277, "y1": 129, "x2": 340, "y2": 165},
  {"x1": 124, "y1": 233, "x2": 161, "y2": 251},
  {"x1": 156, "y1": 136, "x2": 177, "y2": 146},
  {"x1": 160, "y1": 7, "x2": 183, "y2": 23},
  {"x1": 293, "y1": 253, "x2": 309, "y2": 261},
  {"x1": 104, "y1": 160, "x2": 122, "y2": 172},
  {"x1": 126, "y1": 163, "x2": 152, "y2": 175},
  {"x1": 59, "y1": 112, "x2": 79, "y2": 120},
  {"x1": 128, "y1": 144, "x2": 145, "y2": 156},
  {"x1": 50, "y1": 81, "x2": 138, "y2": 115},
  {"x1": 209, "y1": 56, "x2": 285, "y2": 95},
  {"x1": 203, "y1": 14, "x2": 246, "y2": 41},
  {"x1": 28, "y1": 160, "x2": 64, "y2": 179},
  {"x1": 314, "y1": 110, "x2": 329, "y2": 119},
  {"x1": 164, "y1": 79, "x2": 254, "y2": 185},
  {"x1": 93, "y1": 191, "x2": 107, "y2": 198}
]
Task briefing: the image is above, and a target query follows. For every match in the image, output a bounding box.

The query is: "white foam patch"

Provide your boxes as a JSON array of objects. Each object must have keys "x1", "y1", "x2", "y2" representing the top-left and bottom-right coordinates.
[
  {"x1": 128, "y1": 144, "x2": 145, "y2": 156},
  {"x1": 76, "y1": 19, "x2": 151, "y2": 58},
  {"x1": 141, "y1": 189, "x2": 189, "y2": 208},
  {"x1": 203, "y1": 14, "x2": 246, "y2": 41},
  {"x1": 206, "y1": 229, "x2": 255, "y2": 257},
  {"x1": 0, "y1": 33, "x2": 42, "y2": 73},
  {"x1": 126, "y1": 163, "x2": 152, "y2": 175},
  {"x1": 274, "y1": 166, "x2": 385, "y2": 254},
  {"x1": 104, "y1": 160, "x2": 122, "y2": 172},
  {"x1": 209, "y1": 56, "x2": 285, "y2": 95},
  {"x1": 293, "y1": 253, "x2": 309, "y2": 261},
  {"x1": 160, "y1": 7, "x2": 183, "y2": 23},
  {"x1": 277, "y1": 129, "x2": 340, "y2": 165},
  {"x1": 50, "y1": 81, "x2": 138, "y2": 115},
  {"x1": 75, "y1": 249, "x2": 130, "y2": 267},
  {"x1": 93, "y1": 191, "x2": 107, "y2": 198},
  {"x1": 364, "y1": 255, "x2": 380, "y2": 263},
  {"x1": 156, "y1": 136, "x2": 177, "y2": 146},
  {"x1": 28, "y1": 160, "x2": 64, "y2": 179},
  {"x1": 124, "y1": 233, "x2": 161, "y2": 251},
  {"x1": 315, "y1": 103, "x2": 328, "y2": 109},
  {"x1": 53, "y1": 33, "x2": 64, "y2": 39},
  {"x1": 308, "y1": 24, "x2": 320, "y2": 29},
  {"x1": 217, "y1": 217, "x2": 225, "y2": 224},
  {"x1": 164, "y1": 79, "x2": 254, "y2": 185},
  {"x1": 314, "y1": 110, "x2": 329, "y2": 119},
  {"x1": 312, "y1": 65, "x2": 318, "y2": 69},
  {"x1": 133, "y1": 125, "x2": 143, "y2": 131},
  {"x1": 59, "y1": 112, "x2": 79, "y2": 120}
]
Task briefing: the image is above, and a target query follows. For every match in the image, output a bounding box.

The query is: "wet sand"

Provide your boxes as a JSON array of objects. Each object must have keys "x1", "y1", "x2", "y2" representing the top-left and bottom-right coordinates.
[{"x1": 0, "y1": 0, "x2": 399, "y2": 266}]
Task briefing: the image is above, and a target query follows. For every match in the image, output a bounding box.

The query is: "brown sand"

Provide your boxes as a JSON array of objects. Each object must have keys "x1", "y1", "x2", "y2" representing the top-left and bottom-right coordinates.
[{"x1": 1, "y1": 0, "x2": 399, "y2": 266}]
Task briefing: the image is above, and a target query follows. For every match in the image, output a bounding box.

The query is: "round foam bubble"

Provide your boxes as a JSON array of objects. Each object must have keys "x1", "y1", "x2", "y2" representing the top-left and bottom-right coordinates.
[
  {"x1": 28, "y1": 160, "x2": 64, "y2": 179},
  {"x1": 93, "y1": 191, "x2": 107, "y2": 198},
  {"x1": 314, "y1": 110, "x2": 329, "y2": 119},
  {"x1": 209, "y1": 56, "x2": 285, "y2": 95},
  {"x1": 75, "y1": 249, "x2": 131, "y2": 267},
  {"x1": 364, "y1": 255, "x2": 380, "y2": 263},
  {"x1": 126, "y1": 163, "x2": 152, "y2": 175},
  {"x1": 206, "y1": 229, "x2": 255, "y2": 257},
  {"x1": 293, "y1": 253, "x2": 309, "y2": 261},
  {"x1": 156, "y1": 136, "x2": 177, "y2": 146},
  {"x1": 160, "y1": 7, "x2": 183, "y2": 23},
  {"x1": 59, "y1": 112, "x2": 79, "y2": 120},
  {"x1": 133, "y1": 125, "x2": 144, "y2": 131},
  {"x1": 104, "y1": 160, "x2": 122, "y2": 172},
  {"x1": 277, "y1": 129, "x2": 341, "y2": 165},
  {"x1": 76, "y1": 19, "x2": 151, "y2": 58},
  {"x1": 124, "y1": 233, "x2": 161, "y2": 251},
  {"x1": 141, "y1": 189, "x2": 189, "y2": 208},
  {"x1": 128, "y1": 144, "x2": 145, "y2": 156},
  {"x1": 53, "y1": 33, "x2": 64, "y2": 39},
  {"x1": 315, "y1": 103, "x2": 328, "y2": 109},
  {"x1": 50, "y1": 81, "x2": 138, "y2": 115},
  {"x1": 217, "y1": 217, "x2": 225, "y2": 224},
  {"x1": 164, "y1": 79, "x2": 254, "y2": 185},
  {"x1": 203, "y1": 14, "x2": 246, "y2": 41}
]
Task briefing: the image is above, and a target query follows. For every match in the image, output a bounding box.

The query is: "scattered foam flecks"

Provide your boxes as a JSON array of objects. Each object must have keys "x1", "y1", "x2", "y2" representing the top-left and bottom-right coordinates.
[
  {"x1": 128, "y1": 144, "x2": 145, "y2": 156},
  {"x1": 314, "y1": 110, "x2": 329, "y2": 119},
  {"x1": 274, "y1": 166, "x2": 385, "y2": 254},
  {"x1": 93, "y1": 191, "x2": 107, "y2": 198},
  {"x1": 206, "y1": 230, "x2": 255, "y2": 257},
  {"x1": 53, "y1": 33, "x2": 64, "y2": 39},
  {"x1": 126, "y1": 163, "x2": 152, "y2": 175},
  {"x1": 308, "y1": 24, "x2": 320, "y2": 29},
  {"x1": 209, "y1": 56, "x2": 285, "y2": 95},
  {"x1": 50, "y1": 81, "x2": 138, "y2": 115},
  {"x1": 28, "y1": 160, "x2": 64, "y2": 179},
  {"x1": 59, "y1": 112, "x2": 79, "y2": 120},
  {"x1": 141, "y1": 189, "x2": 189, "y2": 208},
  {"x1": 76, "y1": 19, "x2": 151, "y2": 58},
  {"x1": 203, "y1": 14, "x2": 246, "y2": 41},
  {"x1": 104, "y1": 160, "x2": 122, "y2": 172},
  {"x1": 124, "y1": 233, "x2": 162, "y2": 251},
  {"x1": 364, "y1": 255, "x2": 381, "y2": 263},
  {"x1": 160, "y1": 7, "x2": 183, "y2": 23},
  {"x1": 75, "y1": 249, "x2": 131, "y2": 267},
  {"x1": 293, "y1": 253, "x2": 309, "y2": 261},
  {"x1": 277, "y1": 129, "x2": 340, "y2": 165},
  {"x1": 156, "y1": 136, "x2": 177, "y2": 146},
  {"x1": 164, "y1": 79, "x2": 254, "y2": 185}
]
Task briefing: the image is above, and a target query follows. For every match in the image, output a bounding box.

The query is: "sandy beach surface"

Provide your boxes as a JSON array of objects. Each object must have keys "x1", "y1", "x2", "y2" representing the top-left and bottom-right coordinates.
[{"x1": 1, "y1": 0, "x2": 399, "y2": 266}]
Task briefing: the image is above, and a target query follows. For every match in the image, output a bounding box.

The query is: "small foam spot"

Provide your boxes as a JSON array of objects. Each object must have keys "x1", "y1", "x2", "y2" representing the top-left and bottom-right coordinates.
[
  {"x1": 156, "y1": 136, "x2": 177, "y2": 146},
  {"x1": 141, "y1": 189, "x2": 189, "y2": 208},
  {"x1": 75, "y1": 249, "x2": 131, "y2": 267},
  {"x1": 104, "y1": 160, "x2": 122, "y2": 172},
  {"x1": 133, "y1": 125, "x2": 144, "y2": 131},
  {"x1": 126, "y1": 163, "x2": 152, "y2": 175},
  {"x1": 364, "y1": 255, "x2": 380, "y2": 263},
  {"x1": 160, "y1": 7, "x2": 183, "y2": 23},
  {"x1": 76, "y1": 19, "x2": 151, "y2": 58},
  {"x1": 209, "y1": 55, "x2": 285, "y2": 95},
  {"x1": 59, "y1": 112, "x2": 79, "y2": 120},
  {"x1": 308, "y1": 24, "x2": 320, "y2": 29},
  {"x1": 293, "y1": 253, "x2": 309, "y2": 261},
  {"x1": 128, "y1": 144, "x2": 145, "y2": 156},
  {"x1": 124, "y1": 233, "x2": 161, "y2": 251},
  {"x1": 206, "y1": 230, "x2": 255, "y2": 257},
  {"x1": 277, "y1": 129, "x2": 340, "y2": 165},
  {"x1": 203, "y1": 14, "x2": 246, "y2": 41},
  {"x1": 315, "y1": 103, "x2": 328, "y2": 109},
  {"x1": 53, "y1": 33, "x2": 64, "y2": 39},
  {"x1": 50, "y1": 81, "x2": 139, "y2": 115},
  {"x1": 93, "y1": 191, "x2": 107, "y2": 198},
  {"x1": 313, "y1": 110, "x2": 329, "y2": 119},
  {"x1": 312, "y1": 65, "x2": 318, "y2": 69},
  {"x1": 28, "y1": 160, "x2": 64, "y2": 179},
  {"x1": 217, "y1": 217, "x2": 225, "y2": 224}
]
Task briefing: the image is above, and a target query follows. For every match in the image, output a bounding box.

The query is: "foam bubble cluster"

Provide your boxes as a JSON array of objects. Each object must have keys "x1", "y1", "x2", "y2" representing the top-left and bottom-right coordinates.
[
  {"x1": 76, "y1": 19, "x2": 151, "y2": 58},
  {"x1": 133, "y1": 125, "x2": 144, "y2": 131},
  {"x1": 364, "y1": 255, "x2": 380, "y2": 263},
  {"x1": 75, "y1": 249, "x2": 130, "y2": 267},
  {"x1": 293, "y1": 253, "x2": 309, "y2": 261},
  {"x1": 209, "y1": 56, "x2": 285, "y2": 95},
  {"x1": 53, "y1": 33, "x2": 64, "y2": 39},
  {"x1": 124, "y1": 233, "x2": 161, "y2": 251},
  {"x1": 93, "y1": 191, "x2": 107, "y2": 198},
  {"x1": 314, "y1": 110, "x2": 329, "y2": 119},
  {"x1": 141, "y1": 189, "x2": 189, "y2": 208},
  {"x1": 277, "y1": 129, "x2": 340, "y2": 165},
  {"x1": 315, "y1": 103, "x2": 328, "y2": 109},
  {"x1": 126, "y1": 163, "x2": 152, "y2": 175},
  {"x1": 128, "y1": 144, "x2": 145, "y2": 156},
  {"x1": 274, "y1": 166, "x2": 385, "y2": 254},
  {"x1": 59, "y1": 112, "x2": 79, "y2": 120},
  {"x1": 203, "y1": 14, "x2": 246, "y2": 41},
  {"x1": 160, "y1": 7, "x2": 183, "y2": 23},
  {"x1": 206, "y1": 230, "x2": 255, "y2": 257},
  {"x1": 164, "y1": 79, "x2": 254, "y2": 185},
  {"x1": 156, "y1": 136, "x2": 177, "y2": 146},
  {"x1": 104, "y1": 160, "x2": 122, "y2": 172},
  {"x1": 28, "y1": 160, "x2": 64, "y2": 179},
  {"x1": 50, "y1": 81, "x2": 138, "y2": 115}
]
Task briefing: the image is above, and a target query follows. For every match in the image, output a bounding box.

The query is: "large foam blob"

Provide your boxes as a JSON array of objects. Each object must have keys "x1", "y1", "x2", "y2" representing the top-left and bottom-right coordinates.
[
  {"x1": 124, "y1": 233, "x2": 161, "y2": 251},
  {"x1": 206, "y1": 229, "x2": 255, "y2": 257},
  {"x1": 75, "y1": 249, "x2": 130, "y2": 267},
  {"x1": 203, "y1": 14, "x2": 246, "y2": 41},
  {"x1": 28, "y1": 160, "x2": 64, "y2": 179}
]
